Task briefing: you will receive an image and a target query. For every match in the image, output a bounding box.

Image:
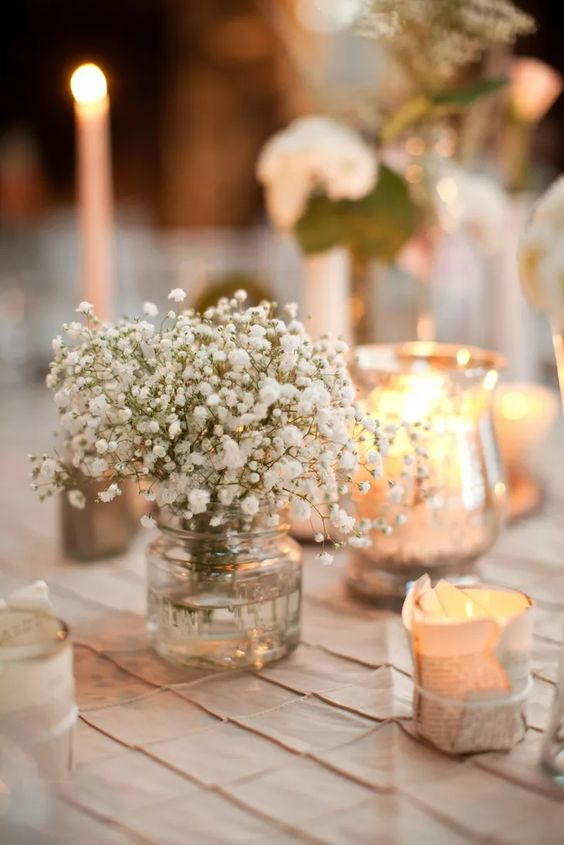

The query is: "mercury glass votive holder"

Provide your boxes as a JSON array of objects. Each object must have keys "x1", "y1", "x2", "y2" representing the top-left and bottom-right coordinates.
[{"x1": 347, "y1": 343, "x2": 507, "y2": 603}]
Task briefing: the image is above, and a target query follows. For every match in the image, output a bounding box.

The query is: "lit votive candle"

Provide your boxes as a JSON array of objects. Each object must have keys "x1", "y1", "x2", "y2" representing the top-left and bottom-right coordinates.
[
  {"x1": 348, "y1": 343, "x2": 507, "y2": 603},
  {"x1": 0, "y1": 584, "x2": 76, "y2": 779},
  {"x1": 402, "y1": 575, "x2": 533, "y2": 754},
  {"x1": 494, "y1": 383, "x2": 558, "y2": 473}
]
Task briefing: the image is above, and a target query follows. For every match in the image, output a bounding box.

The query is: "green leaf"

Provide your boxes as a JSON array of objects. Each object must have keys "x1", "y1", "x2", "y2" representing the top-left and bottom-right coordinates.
[
  {"x1": 379, "y1": 95, "x2": 431, "y2": 144},
  {"x1": 294, "y1": 195, "x2": 344, "y2": 255},
  {"x1": 294, "y1": 166, "x2": 417, "y2": 262},
  {"x1": 431, "y1": 77, "x2": 508, "y2": 108},
  {"x1": 343, "y1": 165, "x2": 417, "y2": 261}
]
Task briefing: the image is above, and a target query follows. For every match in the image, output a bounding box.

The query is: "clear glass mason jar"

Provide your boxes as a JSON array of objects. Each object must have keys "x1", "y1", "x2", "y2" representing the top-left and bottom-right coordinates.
[
  {"x1": 347, "y1": 342, "x2": 507, "y2": 603},
  {"x1": 146, "y1": 506, "x2": 302, "y2": 669}
]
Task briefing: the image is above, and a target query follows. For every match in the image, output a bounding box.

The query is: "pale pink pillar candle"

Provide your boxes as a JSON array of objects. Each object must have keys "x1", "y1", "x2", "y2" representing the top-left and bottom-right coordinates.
[{"x1": 70, "y1": 63, "x2": 114, "y2": 320}]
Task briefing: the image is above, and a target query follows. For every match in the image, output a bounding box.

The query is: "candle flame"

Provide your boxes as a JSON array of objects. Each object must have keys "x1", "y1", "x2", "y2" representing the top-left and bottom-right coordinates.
[{"x1": 70, "y1": 63, "x2": 107, "y2": 105}]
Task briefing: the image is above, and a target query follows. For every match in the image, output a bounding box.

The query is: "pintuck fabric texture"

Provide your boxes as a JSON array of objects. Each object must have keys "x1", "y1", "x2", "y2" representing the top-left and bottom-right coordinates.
[{"x1": 2, "y1": 395, "x2": 564, "y2": 844}]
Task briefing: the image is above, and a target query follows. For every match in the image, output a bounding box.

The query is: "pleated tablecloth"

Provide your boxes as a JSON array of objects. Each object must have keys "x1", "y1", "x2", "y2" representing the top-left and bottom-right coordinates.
[{"x1": 2, "y1": 388, "x2": 564, "y2": 845}]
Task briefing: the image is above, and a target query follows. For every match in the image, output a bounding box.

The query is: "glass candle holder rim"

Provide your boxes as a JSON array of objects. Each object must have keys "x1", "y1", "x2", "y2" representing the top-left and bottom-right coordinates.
[
  {"x1": 156, "y1": 503, "x2": 291, "y2": 539},
  {"x1": 350, "y1": 342, "x2": 506, "y2": 377},
  {"x1": 413, "y1": 582, "x2": 533, "y2": 623},
  {"x1": 0, "y1": 610, "x2": 70, "y2": 662}
]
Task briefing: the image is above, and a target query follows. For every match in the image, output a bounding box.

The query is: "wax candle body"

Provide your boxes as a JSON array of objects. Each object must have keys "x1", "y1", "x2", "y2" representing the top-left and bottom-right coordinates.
[
  {"x1": 71, "y1": 64, "x2": 114, "y2": 320},
  {"x1": 0, "y1": 609, "x2": 76, "y2": 779},
  {"x1": 494, "y1": 383, "x2": 558, "y2": 471}
]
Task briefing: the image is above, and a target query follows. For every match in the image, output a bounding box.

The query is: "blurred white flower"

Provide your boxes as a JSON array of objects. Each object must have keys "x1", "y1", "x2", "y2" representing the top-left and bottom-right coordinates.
[
  {"x1": 519, "y1": 176, "x2": 564, "y2": 318},
  {"x1": 257, "y1": 116, "x2": 378, "y2": 230},
  {"x1": 99, "y1": 483, "x2": 121, "y2": 503}
]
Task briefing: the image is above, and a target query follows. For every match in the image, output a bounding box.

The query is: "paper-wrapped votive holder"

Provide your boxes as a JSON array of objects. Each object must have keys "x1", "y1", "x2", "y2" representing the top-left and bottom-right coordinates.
[
  {"x1": 0, "y1": 584, "x2": 76, "y2": 780},
  {"x1": 402, "y1": 576, "x2": 533, "y2": 755}
]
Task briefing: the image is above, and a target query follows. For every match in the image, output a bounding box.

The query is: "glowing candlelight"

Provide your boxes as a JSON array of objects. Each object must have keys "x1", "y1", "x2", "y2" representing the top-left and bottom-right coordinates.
[
  {"x1": 70, "y1": 63, "x2": 114, "y2": 320},
  {"x1": 348, "y1": 344, "x2": 506, "y2": 602},
  {"x1": 494, "y1": 383, "x2": 558, "y2": 471},
  {"x1": 402, "y1": 575, "x2": 533, "y2": 753}
]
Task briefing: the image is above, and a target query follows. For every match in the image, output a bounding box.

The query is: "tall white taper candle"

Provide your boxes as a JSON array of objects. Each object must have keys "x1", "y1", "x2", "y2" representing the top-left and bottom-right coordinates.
[
  {"x1": 70, "y1": 63, "x2": 114, "y2": 320},
  {"x1": 302, "y1": 247, "x2": 351, "y2": 343}
]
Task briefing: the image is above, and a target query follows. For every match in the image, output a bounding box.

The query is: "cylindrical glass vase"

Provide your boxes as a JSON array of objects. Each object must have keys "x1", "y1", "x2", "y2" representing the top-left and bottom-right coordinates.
[
  {"x1": 146, "y1": 506, "x2": 302, "y2": 669},
  {"x1": 347, "y1": 343, "x2": 507, "y2": 603}
]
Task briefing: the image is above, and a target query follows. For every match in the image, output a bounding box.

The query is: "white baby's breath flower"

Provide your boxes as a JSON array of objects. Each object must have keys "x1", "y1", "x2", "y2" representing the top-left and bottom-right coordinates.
[
  {"x1": 143, "y1": 302, "x2": 158, "y2": 317},
  {"x1": 33, "y1": 292, "x2": 394, "y2": 548},
  {"x1": 39, "y1": 458, "x2": 58, "y2": 480},
  {"x1": 140, "y1": 514, "x2": 156, "y2": 529},
  {"x1": 228, "y1": 348, "x2": 250, "y2": 370},
  {"x1": 89, "y1": 395, "x2": 107, "y2": 415},
  {"x1": 76, "y1": 301, "x2": 94, "y2": 316},
  {"x1": 89, "y1": 458, "x2": 107, "y2": 476},
  {"x1": 348, "y1": 535, "x2": 371, "y2": 548},
  {"x1": 168, "y1": 288, "x2": 186, "y2": 303},
  {"x1": 98, "y1": 483, "x2": 120, "y2": 503},
  {"x1": 67, "y1": 489, "x2": 86, "y2": 509},
  {"x1": 389, "y1": 484, "x2": 404, "y2": 504},
  {"x1": 188, "y1": 489, "x2": 210, "y2": 515},
  {"x1": 292, "y1": 499, "x2": 311, "y2": 521},
  {"x1": 241, "y1": 495, "x2": 260, "y2": 517},
  {"x1": 329, "y1": 505, "x2": 356, "y2": 534},
  {"x1": 169, "y1": 420, "x2": 181, "y2": 438},
  {"x1": 316, "y1": 551, "x2": 334, "y2": 566}
]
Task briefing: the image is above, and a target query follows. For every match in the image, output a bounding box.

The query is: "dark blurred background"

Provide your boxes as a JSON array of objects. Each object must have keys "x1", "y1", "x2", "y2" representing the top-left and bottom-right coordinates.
[
  {"x1": 1, "y1": 0, "x2": 293, "y2": 227},
  {"x1": 1, "y1": 0, "x2": 560, "y2": 227},
  {"x1": 0, "y1": 0, "x2": 562, "y2": 380}
]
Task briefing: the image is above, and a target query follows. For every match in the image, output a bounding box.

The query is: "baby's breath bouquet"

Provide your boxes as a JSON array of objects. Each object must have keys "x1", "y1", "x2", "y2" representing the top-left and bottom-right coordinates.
[
  {"x1": 31, "y1": 289, "x2": 406, "y2": 667},
  {"x1": 31, "y1": 289, "x2": 397, "y2": 562}
]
